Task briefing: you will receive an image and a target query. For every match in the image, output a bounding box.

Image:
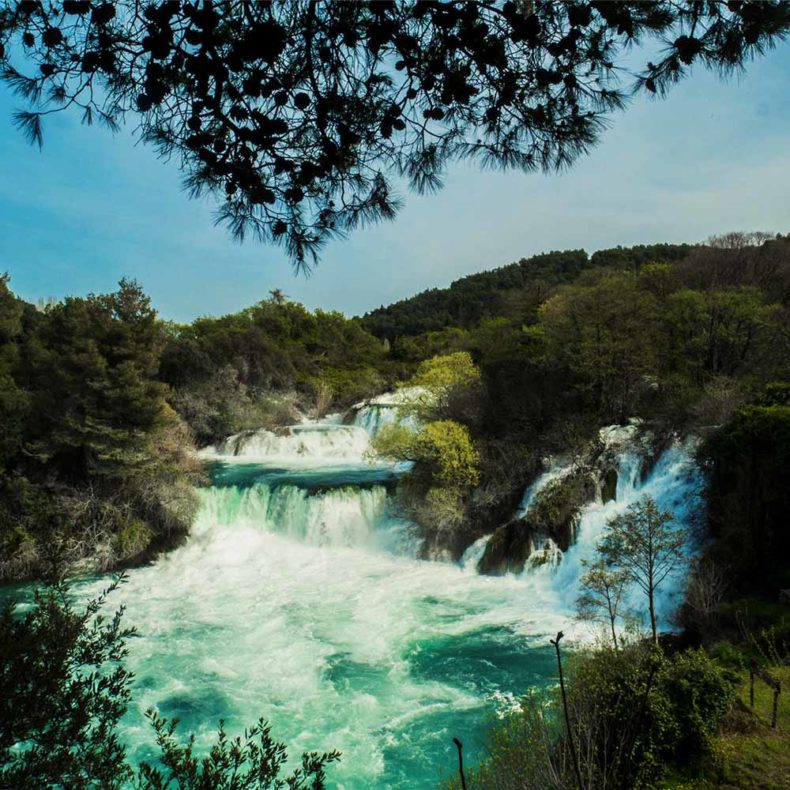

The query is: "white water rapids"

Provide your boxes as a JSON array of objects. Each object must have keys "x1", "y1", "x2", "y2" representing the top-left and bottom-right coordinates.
[{"x1": 78, "y1": 404, "x2": 703, "y2": 788}]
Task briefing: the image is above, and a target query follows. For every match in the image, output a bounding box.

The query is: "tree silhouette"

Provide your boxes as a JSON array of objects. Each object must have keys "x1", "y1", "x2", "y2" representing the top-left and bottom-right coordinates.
[
  {"x1": 575, "y1": 557, "x2": 630, "y2": 649},
  {"x1": 599, "y1": 496, "x2": 688, "y2": 643},
  {"x1": 1, "y1": 1, "x2": 788, "y2": 266}
]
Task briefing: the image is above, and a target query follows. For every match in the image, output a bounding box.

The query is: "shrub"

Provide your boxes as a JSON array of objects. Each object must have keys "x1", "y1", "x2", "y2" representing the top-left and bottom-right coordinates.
[
  {"x1": 447, "y1": 643, "x2": 737, "y2": 790},
  {"x1": 1, "y1": 579, "x2": 340, "y2": 789}
]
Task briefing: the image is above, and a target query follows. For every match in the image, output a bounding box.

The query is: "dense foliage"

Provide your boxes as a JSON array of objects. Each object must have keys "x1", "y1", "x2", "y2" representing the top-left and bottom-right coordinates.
[
  {"x1": 160, "y1": 295, "x2": 388, "y2": 445},
  {"x1": 445, "y1": 642, "x2": 737, "y2": 790},
  {"x1": 3, "y1": 232, "x2": 789, "y2": 601},
  {"x1": 0, "y1": 279, "x2": 388, "y2": 580},
  {"x1": 0, "y1": 578, "x2": 340, "y2": 788},
  {"x1": 0, "y1": 277, "x2": 201, "y2": 580},
  {"x1": 3, "y1": 1, "x2": 790, "y2": 263},
  {"x1": 0, "y1": 578, "x2": 134, "y2": 789},
  {"x1": 701, "y1": 383, "x2": 790, "y2": 593}
]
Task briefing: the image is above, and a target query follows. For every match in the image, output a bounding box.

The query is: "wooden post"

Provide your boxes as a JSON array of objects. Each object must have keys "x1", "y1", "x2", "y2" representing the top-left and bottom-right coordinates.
[
  {"x1": 551, "y1": 631, "x2": 584, "y2": 790},
  {"x1": 452, "y1": 737, "x2": 467, "y2": 790},
  {"x1": 751, "y1": 663, "x2": 781, "y2": 727},
  {"x1": 771, "y1": 682, "x2": 781, "y2": 729}
]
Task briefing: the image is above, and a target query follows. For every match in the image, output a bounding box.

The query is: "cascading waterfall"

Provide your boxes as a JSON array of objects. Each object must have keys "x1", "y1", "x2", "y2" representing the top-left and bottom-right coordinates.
[
  {"x1": 351, "y1": 387, "x2": 423, "y2": 437},
  {"x1": 195, "y1": 482, "x2": 419, "y2": 555},
  {"x1": 195, "y1": 483, "x2": 388, "y2": 547},
  {"x1": 480, "y1": 429, "x2": 704, "y2": 630},
  {"x1": 73, "y1": 416, "x2": 704, "y2": 789},
  {"x1": 549, "y1": 438, "x2": 703, "y2": 622},
  {"x1": 353, "y1": 404, "x2": 398, "y2": 437},
  {"x1": 201, "y1": 423, "x2": 373, "y2": 465}
]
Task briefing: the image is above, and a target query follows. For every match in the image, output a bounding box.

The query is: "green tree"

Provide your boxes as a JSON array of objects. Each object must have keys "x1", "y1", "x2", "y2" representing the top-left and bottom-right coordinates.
[
  {"x1": 539, "y1": 271, "x2": 660, "y2": 420},
  {"x1": 701, "y1": 389, "x2": 790, "y2": 588},
  {"x1": 404, "y1": 351, "x2": 481, "y2": 422},
  {"x1": 137, "y1": 713, "x2": 339, "y2": 790},
  {"x1": 0, "y1": 578, "x2": 135, "y2": 789},
  {"x1": 4, "y1": 2, "x2": 789, "y2": 264},
  {"x1": 372, "y1": 419, "x2": 480, "y2": 490},
  {"x1": 0, "y1": 274, "x2": 30, "y2": 471},
  {"x1": 372, "y1": 418, "x2": 480, "y2": 539},
  {"x1": 599, "y1": 497, "x2": 688, "y2": 643},
  {"x1": 24, "y1": 279, "x2": 169, "y2": 482},
  {"x1": 662, "y1": 286, "x2": 778, "y2": 383},
  {"x1": 444, "y1": 643, "x2": 736, "y2": 790}
]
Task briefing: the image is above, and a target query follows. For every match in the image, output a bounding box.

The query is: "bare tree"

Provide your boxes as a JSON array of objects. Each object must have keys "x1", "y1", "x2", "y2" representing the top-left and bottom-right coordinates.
[
  {"x1": 707, "y1": 231, "x2": 775, "y2": 250},
  {"x1": 575, "y1": 558, "x2": 630, "y2": 649},
  {"x1": 682, "y1": 557, "x2": 728, "y2": 632},
  {"x1": 599, "y1": 497, "x2": 687, "y2": 643}
]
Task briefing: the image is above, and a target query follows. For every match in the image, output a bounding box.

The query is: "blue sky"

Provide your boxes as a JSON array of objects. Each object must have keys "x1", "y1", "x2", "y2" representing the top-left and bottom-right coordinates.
[{"x1": 1, "y1": 46, "x2": 789, "y2": 322}]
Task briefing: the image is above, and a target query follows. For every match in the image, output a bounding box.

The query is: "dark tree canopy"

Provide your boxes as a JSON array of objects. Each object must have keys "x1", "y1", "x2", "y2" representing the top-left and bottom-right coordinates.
[{"x1": 1, "y1": 1, "x2": 789, "y2": 265}]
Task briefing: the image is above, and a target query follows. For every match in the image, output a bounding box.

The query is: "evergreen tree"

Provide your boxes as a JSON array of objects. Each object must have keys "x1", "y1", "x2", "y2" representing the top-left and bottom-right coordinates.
[{"x1": 3, "y1": 2, "x2": 789, "y2": 263}]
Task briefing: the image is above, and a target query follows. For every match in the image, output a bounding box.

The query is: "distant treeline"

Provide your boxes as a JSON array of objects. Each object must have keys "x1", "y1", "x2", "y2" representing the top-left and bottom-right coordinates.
[{"x1": 360, "y1": 243, "x2": 693, "y2": 339}]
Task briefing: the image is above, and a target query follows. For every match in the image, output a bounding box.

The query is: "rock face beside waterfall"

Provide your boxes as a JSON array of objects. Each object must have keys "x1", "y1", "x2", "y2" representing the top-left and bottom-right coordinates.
[
  {"x1": 478, "y1": 466, "x2": 597, "y2": 575},
  {"x1": 478, "y1": 423, "x2": 663, "y2": 576}
]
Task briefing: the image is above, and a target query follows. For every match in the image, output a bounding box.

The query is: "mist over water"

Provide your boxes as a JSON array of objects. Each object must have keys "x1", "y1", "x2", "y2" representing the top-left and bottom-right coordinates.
[{"x1": 78, "y1": 407, "x2": 703, "y2": 788}]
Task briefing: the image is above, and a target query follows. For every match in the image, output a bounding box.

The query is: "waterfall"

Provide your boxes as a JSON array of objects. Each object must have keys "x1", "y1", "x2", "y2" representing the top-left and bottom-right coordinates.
[
  {"x1": 195, "y1": 482, "x2": 416, "y2": 551},
  {"x1": 353, "y1": 403, "x2": 400, "y2": 437},
  {"x1": 459, "y1": 534, "x2": 493, "y2": 571},
  {"x1": 507, "y1": 433, "x2": 704, "y2": 628},
  {"x1": 351, "y1": 387, "x2": 424, "y2": 437},
  {"x1": 516, "y1": 464, "x2": 572, "y2": 518},
  {"x1": 549, "y1": 439, "x2": 702, "y2": 620},
  {"x1": 200, "y1": 423, "x2": 375, "y2": 466}
]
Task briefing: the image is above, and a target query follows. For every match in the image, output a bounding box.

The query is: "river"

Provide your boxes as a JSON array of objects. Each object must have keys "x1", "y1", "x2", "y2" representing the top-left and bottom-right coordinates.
[{"x1": 75, "y1": 405, "x2": 703, "y2": 788}]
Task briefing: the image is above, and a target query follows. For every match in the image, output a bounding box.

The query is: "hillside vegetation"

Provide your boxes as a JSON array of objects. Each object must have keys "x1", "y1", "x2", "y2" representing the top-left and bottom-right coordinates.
[{"x1": 2, "y1": 232, "x2": 789, "y2": 598}]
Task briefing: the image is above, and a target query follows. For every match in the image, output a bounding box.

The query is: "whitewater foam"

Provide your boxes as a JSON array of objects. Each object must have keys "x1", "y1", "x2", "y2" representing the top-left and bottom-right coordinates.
[{"x1": 200, "y1": 423, "x2": 376, "y2": 466}]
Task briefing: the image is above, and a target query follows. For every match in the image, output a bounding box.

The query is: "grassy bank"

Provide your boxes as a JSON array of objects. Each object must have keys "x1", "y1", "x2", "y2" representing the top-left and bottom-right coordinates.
[{"x1": 664, "y1": 665, "x2": 789, "y2": 789}]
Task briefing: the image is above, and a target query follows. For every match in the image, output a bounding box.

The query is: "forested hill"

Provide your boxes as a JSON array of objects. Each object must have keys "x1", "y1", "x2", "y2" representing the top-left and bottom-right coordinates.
[
  {"x1": 360, "y1": 243, "x2": 693, "y2": 339},
  {"x1": 3, "y1": 232, "x2": 788, "y2": 585}
]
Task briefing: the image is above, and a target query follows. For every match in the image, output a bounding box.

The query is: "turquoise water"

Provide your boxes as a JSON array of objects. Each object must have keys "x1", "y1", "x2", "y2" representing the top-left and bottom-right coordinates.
[
  {"x1": 88, "y1": 475, "x2": 565, "y2": 788},
  {"x1": 53, "y1": 417, "x2": 703, "y2": 788}
]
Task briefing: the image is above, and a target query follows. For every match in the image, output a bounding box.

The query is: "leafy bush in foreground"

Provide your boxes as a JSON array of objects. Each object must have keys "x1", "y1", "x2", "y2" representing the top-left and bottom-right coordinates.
[{"x1": 444, "y1": 642, "x2": 736, "y2": 790}]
